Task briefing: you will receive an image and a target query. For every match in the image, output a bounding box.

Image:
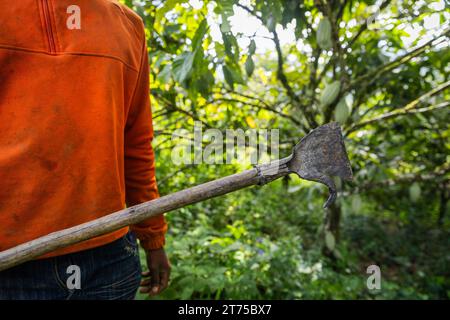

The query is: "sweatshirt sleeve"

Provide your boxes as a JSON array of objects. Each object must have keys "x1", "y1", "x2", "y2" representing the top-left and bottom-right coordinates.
[{"x1": 125, "y1": 38, "x2": 167, "y2": 250}]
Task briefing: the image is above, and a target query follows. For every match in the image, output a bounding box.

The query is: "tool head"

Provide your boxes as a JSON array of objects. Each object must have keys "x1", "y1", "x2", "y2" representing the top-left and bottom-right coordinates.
[{"x1": 288, "y1": 122, "x2": 353, "y2": 208}]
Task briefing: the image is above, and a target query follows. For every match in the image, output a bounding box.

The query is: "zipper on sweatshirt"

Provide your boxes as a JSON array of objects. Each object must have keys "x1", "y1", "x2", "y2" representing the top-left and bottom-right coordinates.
[{"x1": 41, "y1": 0, "x2": 57, "y2": 53}]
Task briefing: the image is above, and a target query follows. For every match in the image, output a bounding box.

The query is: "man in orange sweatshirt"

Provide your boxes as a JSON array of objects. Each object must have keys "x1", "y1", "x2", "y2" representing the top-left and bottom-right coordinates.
[{"x1": 0, "y1": 0, "x2": 170, "y2": 299}]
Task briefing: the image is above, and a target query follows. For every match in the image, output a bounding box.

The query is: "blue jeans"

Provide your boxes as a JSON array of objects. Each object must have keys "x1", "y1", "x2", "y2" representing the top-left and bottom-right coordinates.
[{"x1": 0, "y1": 232, "x2": 142, "y2": 300}]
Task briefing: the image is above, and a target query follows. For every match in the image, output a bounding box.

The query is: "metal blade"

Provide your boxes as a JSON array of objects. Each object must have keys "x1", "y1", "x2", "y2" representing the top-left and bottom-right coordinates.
[{"x1": 288, "y1": 122, "x2": 353, "y2": 208}]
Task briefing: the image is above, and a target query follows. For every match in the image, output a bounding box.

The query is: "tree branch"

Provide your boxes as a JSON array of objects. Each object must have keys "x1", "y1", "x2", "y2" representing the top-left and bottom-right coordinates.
[
  {"x1": 236, "y1": 2, "x2": 315, "y2": 130},
  {"x1": 209, "y1": 96, "x2": 303, "y2": 126},
  {"x1": 272, "y1": 29, "x2": 317, "y2": 129},
  {"x1": 346, "y1": 80, "x2": 450, "y2": 133},
  {"x1": 346, "y1": 29, "x2": 449, "y2": 91},
  {"x1": 350, "y1": 162, "x2": 450, "y2": 194}
]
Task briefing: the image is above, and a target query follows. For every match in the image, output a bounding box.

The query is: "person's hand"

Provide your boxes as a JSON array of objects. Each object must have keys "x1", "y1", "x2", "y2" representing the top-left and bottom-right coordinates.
[{"x1": 140, "y1": 247, "x2": 171, "y2": 296}]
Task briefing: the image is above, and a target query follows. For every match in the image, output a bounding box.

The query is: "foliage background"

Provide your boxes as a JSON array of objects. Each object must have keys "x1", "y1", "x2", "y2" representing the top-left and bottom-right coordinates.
[{"x1": 121, "y1": 0, "x2": 449, "y2": 299}]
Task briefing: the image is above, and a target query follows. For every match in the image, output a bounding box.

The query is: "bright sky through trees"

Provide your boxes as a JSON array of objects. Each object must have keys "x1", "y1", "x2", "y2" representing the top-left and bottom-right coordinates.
[{"x1": 190, "y1": 0, "x2": 449, "y2": 54}]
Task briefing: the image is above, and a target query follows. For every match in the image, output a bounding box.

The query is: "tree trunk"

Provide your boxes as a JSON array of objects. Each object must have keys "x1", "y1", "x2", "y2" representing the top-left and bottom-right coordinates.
[
  {"x1": 438, "y1": 182, "x2": 448, "y2": 226},
  {"x1": 323, "y1": 200, "x2": 341, "y2": 259}
]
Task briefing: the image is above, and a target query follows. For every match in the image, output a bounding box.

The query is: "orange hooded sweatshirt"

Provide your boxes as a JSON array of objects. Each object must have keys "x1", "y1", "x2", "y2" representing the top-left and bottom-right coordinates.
[{"x1": 0, "y1": 0, "x2": 167, "y2": 257}]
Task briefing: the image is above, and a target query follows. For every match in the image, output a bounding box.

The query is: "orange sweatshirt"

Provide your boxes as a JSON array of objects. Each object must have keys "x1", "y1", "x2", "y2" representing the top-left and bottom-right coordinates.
[{"x1": 0, "y1": 0, "x2": 167, "y2": 257}]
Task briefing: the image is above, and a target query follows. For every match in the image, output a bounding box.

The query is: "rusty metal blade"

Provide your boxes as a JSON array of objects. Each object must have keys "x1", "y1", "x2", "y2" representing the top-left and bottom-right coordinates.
[{"x1": 288, "y1": 122, "x2": 353, "y2": 208}]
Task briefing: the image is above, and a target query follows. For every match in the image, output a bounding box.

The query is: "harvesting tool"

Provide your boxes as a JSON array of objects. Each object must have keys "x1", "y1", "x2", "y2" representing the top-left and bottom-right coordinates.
[{"x1": 0, "y1": 122, "x2": 352, "y2": 271}]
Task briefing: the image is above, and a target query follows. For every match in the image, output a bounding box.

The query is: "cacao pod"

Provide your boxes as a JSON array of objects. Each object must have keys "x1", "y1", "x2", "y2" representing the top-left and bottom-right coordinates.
[
  {"x1": 317, "y1": 18, "x2": 333, "y2": 50},
  {"x1": 409, "y1": 182, "x2": 421, "y2": 203},
  {"x1": 352, "y1": 195, "x2": 362, "y2": 213},
  {"x1": 320, "y1": 80, "x2": 341, "y2": 106},
  {"x1": 325, "y1": 231, "x2": 336, "y2": 251},
  {"x1": 335, "y1": 98, "x2": 350, "y2": 123}
]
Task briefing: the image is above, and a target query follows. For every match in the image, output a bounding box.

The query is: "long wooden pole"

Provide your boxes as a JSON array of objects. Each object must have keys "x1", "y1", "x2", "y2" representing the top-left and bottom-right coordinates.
[{"x1": 0, "y1": 158, "x2": 291, "y2": 271}]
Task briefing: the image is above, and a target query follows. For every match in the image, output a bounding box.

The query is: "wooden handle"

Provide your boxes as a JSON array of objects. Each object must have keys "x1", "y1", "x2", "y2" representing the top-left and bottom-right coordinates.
[{"x1": 0, "y1": 158, "x2": 291, "y2": 271}]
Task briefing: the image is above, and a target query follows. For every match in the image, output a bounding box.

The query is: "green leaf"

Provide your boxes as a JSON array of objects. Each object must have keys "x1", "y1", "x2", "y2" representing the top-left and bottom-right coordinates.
[
  {"x1": 215, "y1": 0, "x2": 234, "y2": 16},
  {"x1": 180, "y1": 286, "x2": 194, "y2": 299},
  {"x1": 192, "y1": 19, "x2": 208, "y2": 51},
  {"x1": 157, "y1": 64, "x2": 171, "y2": 84},
  {"x1": 172, "y1": 52, "x2": 194, "y2": 83},
  {"x1": 225, "y1": 62, "x2": 244, "y2": 85},
  {"x1": 222, "y1": 33, "x2": 232, "y2": 56},
  {"x1": 249, "y1": 40, "x2": 256, "y2": 55},
  {"x1": 196, "y1": 70, "x2": 215, "y2": 96},
  {"x1": 220, "y1": 15, "x2": 231, "y2": 33},
  {"x1": 245, "y1": 56, "x2": 255, "y2": 77},
  {"x1": 223, "y1": 64, "x2": 234, "y2": 89}
]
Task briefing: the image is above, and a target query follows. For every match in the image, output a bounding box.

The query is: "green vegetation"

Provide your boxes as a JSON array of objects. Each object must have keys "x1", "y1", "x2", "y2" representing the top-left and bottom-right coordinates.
[{"x1": 124, "y1": 0, "x2": 450, "y2": 299}]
